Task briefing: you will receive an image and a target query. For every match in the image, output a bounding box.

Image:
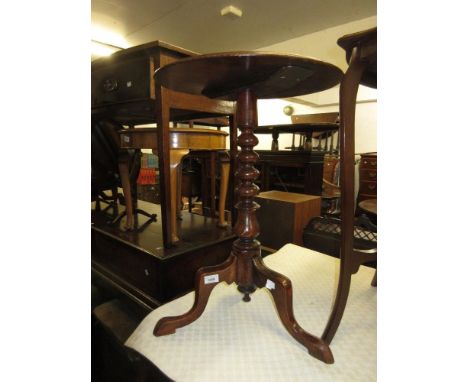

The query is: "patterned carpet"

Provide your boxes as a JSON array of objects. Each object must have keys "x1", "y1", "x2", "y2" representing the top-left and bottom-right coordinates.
[{"x1": 126, "y1": 244, "x2": 376, "y2": 381}]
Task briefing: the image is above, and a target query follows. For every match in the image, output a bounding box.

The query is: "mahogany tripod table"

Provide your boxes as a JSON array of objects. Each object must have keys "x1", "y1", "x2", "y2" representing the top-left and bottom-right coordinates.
[{"x1": 152, "y1": 52, "x2": 342, "y2": 364}]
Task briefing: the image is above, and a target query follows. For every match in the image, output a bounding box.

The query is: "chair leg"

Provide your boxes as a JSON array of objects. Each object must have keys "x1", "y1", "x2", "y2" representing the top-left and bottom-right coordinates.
[
  {"x1": 154, "y1": 254, "x2": 237, "y2": 336},
  {"x1": 217, "y1": 151, "x2": 230, "y2": 228},
  {"x1": 253, "y1": 256, "x2": 334, "y2": 364},
  {"x1": 371, "y1": 270, "x2": 377, "y2": 287},
  {"x1": 169, "y1": 149, "x2": 189, "y2": 244},
  {"x1": 117, "y1": 154, "x2": 134, "y2": 231}
]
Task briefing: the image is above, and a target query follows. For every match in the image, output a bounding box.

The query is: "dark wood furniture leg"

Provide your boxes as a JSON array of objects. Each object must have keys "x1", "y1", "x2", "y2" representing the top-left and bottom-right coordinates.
[
  {"x1": 155, "y1": 87, "x2": 173, "y2": 246},
  {"x1": 153, "y1": 254, "x2": 237, "y2": 335},
  {"x1": 217, "y1": 150, "x2": 230, "y2": 228},
  {"x1": 114, "y1": 149, "x2": 157, "y2": 231},
  {"x1": 117, "y1": 153, "x2": 134, "y2": 230},
  {"x1": 210, "y1": 152, "x2": 216, "y2": 218},
  {"x1": 153, "y1": 89, "x2": 333, "y2": 364},
  {"x1": 252, "y1": 256, "x2": 332, "y2": 361},
  {"x1": 321, "y1": 46, "x2": 368, "y2": 345}
]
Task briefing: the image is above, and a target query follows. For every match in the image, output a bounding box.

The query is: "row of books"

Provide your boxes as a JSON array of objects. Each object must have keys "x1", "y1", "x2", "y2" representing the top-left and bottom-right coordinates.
[
  {"x1": 141, "y1": 153, "x2": 158, "y2": 169},
  {"x1": 137, "y1": 168, "x2": 158, "y2": 185}
]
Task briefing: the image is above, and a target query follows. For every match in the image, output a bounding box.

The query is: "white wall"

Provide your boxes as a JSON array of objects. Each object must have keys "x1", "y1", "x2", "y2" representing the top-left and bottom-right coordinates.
[
  {"x1": 255, "y1": 16, "x2": 377, "y2": 154},
  {"x1": 251, "y1": 16, "x2": 377, "y2": 198}
]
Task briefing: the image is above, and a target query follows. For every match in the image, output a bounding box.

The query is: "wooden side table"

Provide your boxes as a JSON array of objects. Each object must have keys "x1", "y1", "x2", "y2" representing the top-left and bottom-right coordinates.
[
  {"x1": 256, "y1": 122, "x2": 338, "y2": 152},
  {"x1": 151, "y1": 52, "x2": 342, "y2": 363},
  {"x1": 117, "y1": 127, "x2": 230, "y2": 243},
  {"x1": 321, "y1": 27, "x2": 377, "y2": 344},
  {"x1": 92, "y1": 41, "x2": 237, "y2": 248}
]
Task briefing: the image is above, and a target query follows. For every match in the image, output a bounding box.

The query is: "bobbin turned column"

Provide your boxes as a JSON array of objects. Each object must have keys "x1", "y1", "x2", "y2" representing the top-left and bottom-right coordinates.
[{"x1": 232, "y1": 89, "x2": 261, "y2": 302}]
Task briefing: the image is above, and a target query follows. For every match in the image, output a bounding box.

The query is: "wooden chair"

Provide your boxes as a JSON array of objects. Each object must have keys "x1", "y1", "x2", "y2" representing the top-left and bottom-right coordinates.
[
  {"x1": 303, "y1": 215, "x2": 377, "y2": 284},
  {"x1": 320, "y1": 27, "x2": 377, "y2": 344},
  {"x1": 92, "y1": 119, "x2": 157, "y2": 229},
  {"x1": 91, "y1": 117, "x2": 120, "y2": 216}
]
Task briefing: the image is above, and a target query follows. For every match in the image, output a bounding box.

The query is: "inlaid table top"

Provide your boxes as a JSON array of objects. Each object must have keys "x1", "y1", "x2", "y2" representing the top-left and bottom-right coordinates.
[
  {"x1": 154, "y1": 52, "x2": 343, "y2": 100},
  {"x1": 119, "y1": 127, "x2": 228, "y2": 150}
]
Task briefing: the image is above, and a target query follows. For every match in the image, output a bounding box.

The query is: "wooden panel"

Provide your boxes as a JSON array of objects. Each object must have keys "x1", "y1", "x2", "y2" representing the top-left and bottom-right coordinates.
[
  {"x1": 92, "y1": 57, "x2": 151, "y2": 107},
  {"x1": 359, "y1": 167, "x2": 377, "y2": 182},
  {"x1": 119, "y1": 128, "x2": 227, "y2": 150},
  {"x1": 291, "y1": 112, "x2": 339, "y2": 124},
  {"x1": 293, "y1": 196, "x2": 321, "y2": 244},
  {"x1": 359, "y1": 180, "x2": 377, "y2": 195},
  {"x1": 160, "y1": 51, "x2": 185, "y2": 68},
  {"x1": 255, "y1": 191, "x2": 321, "y2": 249}
]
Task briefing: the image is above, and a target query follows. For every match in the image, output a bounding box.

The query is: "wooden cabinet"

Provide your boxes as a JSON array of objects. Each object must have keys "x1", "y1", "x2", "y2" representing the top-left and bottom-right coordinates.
[
  {"x1": 255, "y1": 191, "x2": 321, "y2": 249},
  {"x1": 357, "y1": 152, "x2": 377, "y2": 205}
]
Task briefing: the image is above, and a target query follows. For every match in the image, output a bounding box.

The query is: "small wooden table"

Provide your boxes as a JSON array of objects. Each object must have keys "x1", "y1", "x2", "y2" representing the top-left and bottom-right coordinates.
[
  {"x1": 256, "y1": 122, "x2": 339, "y2": 151},
  {"x1": 118, "y1": 127, "x2": 230, "y2": 243},
  {"x1": 320, "y1": 27, "x2": 377, "y2": 345},
  {"x1": 358, "y1": 198, "x2": 377, "y2": 216},
  {"x1": 149, "y1": 52, "x2": 342, "y2": 364}
]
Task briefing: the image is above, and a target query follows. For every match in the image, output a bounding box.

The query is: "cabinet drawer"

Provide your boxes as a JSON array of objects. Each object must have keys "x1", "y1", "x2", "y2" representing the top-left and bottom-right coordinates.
[
  {"x1": 359, "y1": 180, "x2": 377, "y2": 195},
  {"x1": 360, "y1": 157, "x2": 377, "y2": 169},
  {"x1": 360, "y1": 168, "x2": 377, "y2": 181},
  {"x1": 92, "y1": 57, "x2": 152, "y2": 107}
]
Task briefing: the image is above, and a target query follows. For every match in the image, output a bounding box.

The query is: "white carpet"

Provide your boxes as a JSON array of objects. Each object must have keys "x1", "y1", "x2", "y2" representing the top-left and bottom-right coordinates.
[{"x1": 126, "y1": 243, "x2": 376, "y2": 381}]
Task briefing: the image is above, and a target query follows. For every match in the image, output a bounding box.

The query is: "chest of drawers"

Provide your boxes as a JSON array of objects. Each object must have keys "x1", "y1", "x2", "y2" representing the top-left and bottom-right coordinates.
[{"x1": 357, "y1": 152, "x2": 377, "y2": 204}]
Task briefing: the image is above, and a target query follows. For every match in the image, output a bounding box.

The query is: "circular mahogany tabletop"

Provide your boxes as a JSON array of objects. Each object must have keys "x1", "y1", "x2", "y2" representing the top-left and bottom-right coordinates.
[
  {"x1": 337, "y1": 27, "x2": 377, "y2": 89},
  {"x1": 358, "y1": 198, "x2": 377, "y2": 215},
  {"x1": 154, "y1": 52, "x2": 343, "y2": 100}
]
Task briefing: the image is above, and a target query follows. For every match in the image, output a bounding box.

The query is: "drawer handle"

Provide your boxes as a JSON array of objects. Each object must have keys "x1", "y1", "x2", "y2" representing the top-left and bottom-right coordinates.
[
  {"x1": 103, "y1": 78, "x2": 118, "y2": 92},
  {"x1": 369, "y1": 171, "x2": 377, "y2": 178},
  {"x1": 371, "y1": 161, "x2": 377, "y2": 166},
  {"x1": 368, "y1": 184, "x2": 376, "y2": 190}
]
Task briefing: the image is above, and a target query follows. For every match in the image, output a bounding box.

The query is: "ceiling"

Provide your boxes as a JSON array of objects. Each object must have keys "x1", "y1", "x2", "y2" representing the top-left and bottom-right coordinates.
[{"x1": 92, "y1": 0, "x2": 376, "y2": 58}]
